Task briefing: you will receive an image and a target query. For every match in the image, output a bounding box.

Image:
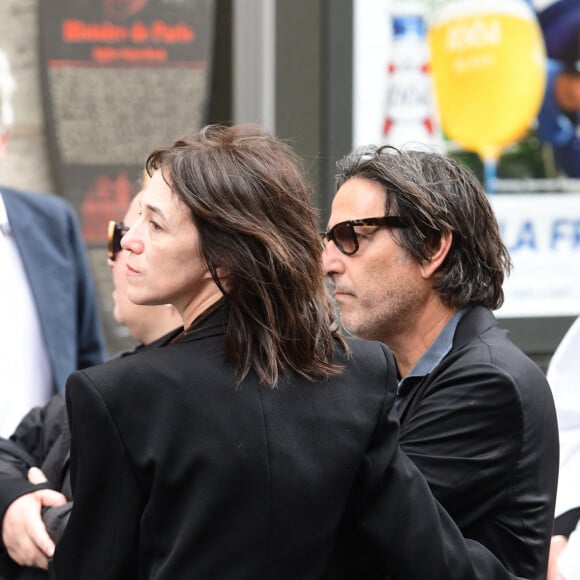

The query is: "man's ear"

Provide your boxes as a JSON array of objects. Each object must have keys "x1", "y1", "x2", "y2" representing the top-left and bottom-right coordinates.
[
  {"x1": 0, "y1": 130, "x2": 9, "y2": 161},
  {"x1": 418, "y1": 231, "x2": 452, "y2": 280}
]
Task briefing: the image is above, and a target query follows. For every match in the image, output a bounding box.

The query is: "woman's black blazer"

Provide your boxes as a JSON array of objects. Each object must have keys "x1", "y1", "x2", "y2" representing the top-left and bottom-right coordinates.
[{"x1": 51, "y1": 306, "x2": 521, "y2": 580}]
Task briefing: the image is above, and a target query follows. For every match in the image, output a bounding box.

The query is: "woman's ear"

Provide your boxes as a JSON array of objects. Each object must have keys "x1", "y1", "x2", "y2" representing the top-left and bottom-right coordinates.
[
  {"x1": 418, "y1": 231, "x2": 452, "y2": 280},
  {"x1": 214, "y1": 266, "x2": 227, "y2": 279},
  {"x1": 206, "y1": 264, "x2": 228, "y2": 284}
]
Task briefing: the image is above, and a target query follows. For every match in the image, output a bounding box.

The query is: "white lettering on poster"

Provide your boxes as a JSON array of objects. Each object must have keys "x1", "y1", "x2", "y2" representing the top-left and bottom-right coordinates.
[{"x1": 492, "y1": 194, "x2": 580, "y2": 318}]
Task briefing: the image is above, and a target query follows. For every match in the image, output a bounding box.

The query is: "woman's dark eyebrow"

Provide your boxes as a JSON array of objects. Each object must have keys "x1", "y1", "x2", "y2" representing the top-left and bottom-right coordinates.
[{"x1": 143, "y1": 202, "x2": 167, "y2": 222}]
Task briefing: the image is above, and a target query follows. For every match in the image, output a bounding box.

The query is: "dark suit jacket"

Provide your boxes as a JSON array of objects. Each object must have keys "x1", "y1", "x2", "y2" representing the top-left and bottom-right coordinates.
[
  {"x1": 52, "y1": 306, "x2": 531, "y2": 580},
  {"x1": 2, "y1": 188, "x2": 106, "y2": 392},
  {"x1": 399, "y1": 305, "x2": 559, "y2": 580}
]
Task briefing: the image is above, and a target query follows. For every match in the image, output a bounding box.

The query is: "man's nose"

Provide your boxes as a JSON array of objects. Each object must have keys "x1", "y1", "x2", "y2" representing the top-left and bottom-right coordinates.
[{"x1": 321, "y1": 242, "x2": 344, "y2": 276}]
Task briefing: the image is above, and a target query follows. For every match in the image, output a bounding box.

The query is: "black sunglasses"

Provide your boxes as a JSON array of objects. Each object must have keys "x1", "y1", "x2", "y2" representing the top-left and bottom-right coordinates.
[
  {"x1": 321, "y1": 216, "x2": 409, "y2": 256},
  {"x1": 107, "y1": 221, "x2": 129, "y2": 261}
]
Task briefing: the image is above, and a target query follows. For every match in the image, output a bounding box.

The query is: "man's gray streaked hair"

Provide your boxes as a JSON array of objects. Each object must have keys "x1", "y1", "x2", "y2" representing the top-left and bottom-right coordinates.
[{"x1": 336, "y1": 145, "x2": 512, "y2": 310}]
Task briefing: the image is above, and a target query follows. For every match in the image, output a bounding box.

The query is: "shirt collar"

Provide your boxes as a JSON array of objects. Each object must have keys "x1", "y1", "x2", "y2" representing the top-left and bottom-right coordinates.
[
  {"x1": 400, "y1": 306, "x2": 472, "y2": 385},
  {"x1": 0, "y1": 193, "x2": 10, "y2": 235}
]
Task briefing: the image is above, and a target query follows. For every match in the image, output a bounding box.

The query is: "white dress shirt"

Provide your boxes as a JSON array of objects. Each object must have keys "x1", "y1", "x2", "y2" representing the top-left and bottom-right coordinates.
[{"x1": 0, "y1": 192, "x2": 52, "y2": 437}]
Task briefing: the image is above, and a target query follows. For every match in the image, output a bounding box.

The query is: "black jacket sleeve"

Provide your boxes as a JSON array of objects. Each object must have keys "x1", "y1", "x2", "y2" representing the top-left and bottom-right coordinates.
[
  {"x1": 0, "y1": 395, "x2": 68, "y2": 574},
  {"x1": 554, "y1": 508, "x2": 580, "y2": 538}
]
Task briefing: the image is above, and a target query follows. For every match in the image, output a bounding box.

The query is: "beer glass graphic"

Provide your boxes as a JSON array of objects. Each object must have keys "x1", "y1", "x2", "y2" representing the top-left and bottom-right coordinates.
[{"x1": 429, "y1": 0, "x2": 546, "y2": 192}]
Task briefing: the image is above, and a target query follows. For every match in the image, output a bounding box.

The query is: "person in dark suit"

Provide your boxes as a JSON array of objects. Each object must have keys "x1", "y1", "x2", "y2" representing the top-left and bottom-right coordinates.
[
  {"x1": 50, "y1": 124, "x2": 533, "y2": 580},
  {"x1": 0, "y1": 191, "x2": 181, "y2": 579},
  {"x1": 0, "y1": 48, "x2": 106, "y2": 439},
  {"x1": 321, "y1": 145, "x2": 559, "y2": 580}
]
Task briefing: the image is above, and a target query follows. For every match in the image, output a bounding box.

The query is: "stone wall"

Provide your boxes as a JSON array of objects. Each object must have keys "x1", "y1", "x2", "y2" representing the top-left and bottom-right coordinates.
[
  {"x1": 0, "y1": 0, "x2": 136, "y2": 356},
  {"x1": 0, "y1": 0, "x2": 54, "y2": 194}
]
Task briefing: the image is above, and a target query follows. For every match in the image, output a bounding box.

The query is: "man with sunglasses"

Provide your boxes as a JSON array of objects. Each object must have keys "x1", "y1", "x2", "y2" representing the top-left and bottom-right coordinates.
[{"x1": 322, "y1": 146, "x2": 559, "y2": 580}]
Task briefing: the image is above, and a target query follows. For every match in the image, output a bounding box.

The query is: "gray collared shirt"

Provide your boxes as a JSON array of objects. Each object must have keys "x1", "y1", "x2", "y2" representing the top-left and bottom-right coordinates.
[{"x1": 396, "y1": 306, "x2": 472, "y2": 409}]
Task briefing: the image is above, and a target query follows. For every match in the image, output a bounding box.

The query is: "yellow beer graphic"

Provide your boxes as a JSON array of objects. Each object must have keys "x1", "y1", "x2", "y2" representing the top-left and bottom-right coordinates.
[{"x1": 429, "y1": 0, "x2": 546, "y2": 189}]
